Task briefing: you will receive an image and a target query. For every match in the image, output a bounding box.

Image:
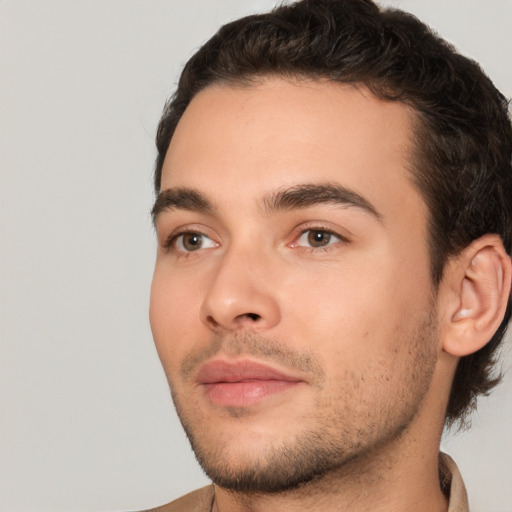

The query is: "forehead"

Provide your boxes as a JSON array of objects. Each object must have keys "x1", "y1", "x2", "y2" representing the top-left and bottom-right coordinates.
[{"x1": 160, "y1": 78, "x2": 423, "y2": 221}]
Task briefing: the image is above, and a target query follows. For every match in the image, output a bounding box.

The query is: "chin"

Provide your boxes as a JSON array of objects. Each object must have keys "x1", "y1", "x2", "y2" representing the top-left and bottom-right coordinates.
[{"x1": 192, "y1": 433, "x2": 342, "y2": 493}]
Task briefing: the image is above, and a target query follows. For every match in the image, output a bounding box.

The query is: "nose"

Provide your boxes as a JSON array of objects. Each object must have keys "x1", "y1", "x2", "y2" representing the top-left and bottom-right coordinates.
[{"x1": 200, "y1": 246, "x2": 281, "y2": 333}]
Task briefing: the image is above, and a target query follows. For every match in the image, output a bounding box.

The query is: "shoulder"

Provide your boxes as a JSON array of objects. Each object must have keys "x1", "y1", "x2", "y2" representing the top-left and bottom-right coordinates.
[{"x1": 137, "y1": 486, "x2": 215, "y2": 512}]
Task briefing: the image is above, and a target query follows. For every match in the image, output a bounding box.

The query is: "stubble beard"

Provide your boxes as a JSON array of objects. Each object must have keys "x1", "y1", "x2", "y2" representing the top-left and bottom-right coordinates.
[{"x1": 167, "y1": 308, "x2": 439, "y2": 494}]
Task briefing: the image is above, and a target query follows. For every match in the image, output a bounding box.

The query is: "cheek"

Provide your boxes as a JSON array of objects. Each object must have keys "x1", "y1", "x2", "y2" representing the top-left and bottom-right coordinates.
[
  {"x1": 282, "y1": 248, "x2": 432, "y2": 365},
  {"x1": 149, "y1": 265, "x2": 205, "y2": 365}
]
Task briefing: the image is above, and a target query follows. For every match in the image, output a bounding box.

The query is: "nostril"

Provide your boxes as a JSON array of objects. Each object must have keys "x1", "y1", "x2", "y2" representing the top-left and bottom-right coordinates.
[
  {"x1": 206, "y1": 315, "x2": 219, "y2": 328},
  {"x1": 244, "y1": 313, "x2": 261, "y2": 321}
]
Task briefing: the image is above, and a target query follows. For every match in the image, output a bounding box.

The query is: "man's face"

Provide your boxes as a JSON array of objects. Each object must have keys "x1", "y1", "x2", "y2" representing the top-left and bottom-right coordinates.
[{"x1": 150, "y1": 78, "x2": 440, "y2": 491}]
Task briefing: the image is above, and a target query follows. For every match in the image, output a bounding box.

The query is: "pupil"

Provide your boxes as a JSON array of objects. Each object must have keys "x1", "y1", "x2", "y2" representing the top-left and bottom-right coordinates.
[
  {"x1": 308, "y1": 230, "x2": 330, "y2": 247},
  {"x1": 184, "y1": 233, "x2": 202, "y2": 251}
]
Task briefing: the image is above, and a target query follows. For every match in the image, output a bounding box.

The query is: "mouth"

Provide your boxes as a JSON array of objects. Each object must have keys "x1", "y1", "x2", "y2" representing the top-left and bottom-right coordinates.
[{"x1": 196, "y1": 359, "x2": 305, "y2": 407}]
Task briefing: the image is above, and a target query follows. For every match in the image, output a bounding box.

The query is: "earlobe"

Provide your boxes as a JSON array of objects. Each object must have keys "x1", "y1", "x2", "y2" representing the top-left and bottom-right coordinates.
[{"x1": 442, "y1": 235, "x2": 511, "y2": 357}]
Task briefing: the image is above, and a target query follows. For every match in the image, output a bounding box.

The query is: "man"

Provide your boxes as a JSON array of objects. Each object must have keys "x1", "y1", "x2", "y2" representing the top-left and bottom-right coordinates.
[{"x1": 145, "y1": 0, "x2": 512, "y2": 510}]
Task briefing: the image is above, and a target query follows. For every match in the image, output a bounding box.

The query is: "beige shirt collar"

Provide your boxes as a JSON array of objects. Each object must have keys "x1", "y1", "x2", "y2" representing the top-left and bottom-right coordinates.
[{"x1": 440, "y1": 452, "x2": 469, "y2": 512}]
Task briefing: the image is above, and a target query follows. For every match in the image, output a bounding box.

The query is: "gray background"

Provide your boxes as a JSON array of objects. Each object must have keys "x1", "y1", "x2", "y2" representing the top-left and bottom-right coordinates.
[{"x1": 1, "y1": 1, "x2": 511, "y2": 511}]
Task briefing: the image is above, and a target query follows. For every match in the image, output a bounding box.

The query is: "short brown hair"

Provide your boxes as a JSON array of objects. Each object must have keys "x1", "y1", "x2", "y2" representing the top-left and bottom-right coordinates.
[{"x1": 154, "y1": 0, "x2": 512, "y2": 426}]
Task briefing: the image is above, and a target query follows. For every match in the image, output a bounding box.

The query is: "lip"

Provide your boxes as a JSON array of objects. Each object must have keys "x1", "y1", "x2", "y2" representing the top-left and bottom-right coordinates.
[{"x1": 196, "y1": 359, "x2": 304, "y2": 407}]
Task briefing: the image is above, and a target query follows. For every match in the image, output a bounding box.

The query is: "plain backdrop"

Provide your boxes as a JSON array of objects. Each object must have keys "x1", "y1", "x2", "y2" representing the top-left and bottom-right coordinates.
[{"x1": 1, "y1": 1, "x2": 511, "y2": 511}]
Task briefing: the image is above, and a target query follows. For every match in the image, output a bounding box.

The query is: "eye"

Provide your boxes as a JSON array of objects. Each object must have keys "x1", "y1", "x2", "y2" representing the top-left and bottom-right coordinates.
[
  {"x1": 173, "y1": 232, "x2": 218, "y2": 252},
  {"x1": 294, "y1": 229, "x2": 343, "y2": 248}
]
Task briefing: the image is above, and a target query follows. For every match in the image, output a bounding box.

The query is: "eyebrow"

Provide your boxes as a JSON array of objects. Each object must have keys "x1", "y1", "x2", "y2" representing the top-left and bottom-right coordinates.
[
  {"x1": 152, "y1": 188, "x2": 214, "y2": 225},
  {"x1": 152, "y1": 182, "x2": 382, "y2": 225},
  {"x1": 263, "y1": 183, "x2": 382, "y2": 220}
]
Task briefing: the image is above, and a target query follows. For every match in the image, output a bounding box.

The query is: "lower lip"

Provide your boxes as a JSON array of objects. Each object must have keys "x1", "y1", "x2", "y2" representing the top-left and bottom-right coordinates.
[{"x1": 203, "y1": 380, "x2": 300, "y2": 407}]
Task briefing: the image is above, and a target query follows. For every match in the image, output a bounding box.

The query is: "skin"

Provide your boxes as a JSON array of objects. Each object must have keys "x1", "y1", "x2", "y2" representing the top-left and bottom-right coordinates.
[{"x1": 150, "y1": 78, "x2": 459, "y2": 512}]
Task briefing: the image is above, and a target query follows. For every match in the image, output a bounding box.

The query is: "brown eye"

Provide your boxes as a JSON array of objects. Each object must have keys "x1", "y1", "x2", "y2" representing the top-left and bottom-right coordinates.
[
  {"x1": 174, "y1": 232, "x2": 218, "y2": 252},
  {"x1": 182, "y1": 233, "x2": 203, "y2": 251},
  {"x1": 307, "y1": 230, "x2": 332, "y2": 247},
  {"x1": 292, "y1": 228, "x2": 343, "y2": 250}
]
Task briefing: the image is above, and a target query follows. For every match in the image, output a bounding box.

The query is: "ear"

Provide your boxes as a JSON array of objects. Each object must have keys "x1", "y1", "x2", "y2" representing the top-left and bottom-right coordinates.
[{"x1": 439, "y1": 234, "x2": 511, "y2": 357}]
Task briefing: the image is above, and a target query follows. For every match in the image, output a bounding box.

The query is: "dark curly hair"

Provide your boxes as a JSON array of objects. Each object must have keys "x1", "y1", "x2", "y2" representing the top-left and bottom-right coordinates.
[{"x1": 154, "y1": 0, "x2": 512, "y2": 426}]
